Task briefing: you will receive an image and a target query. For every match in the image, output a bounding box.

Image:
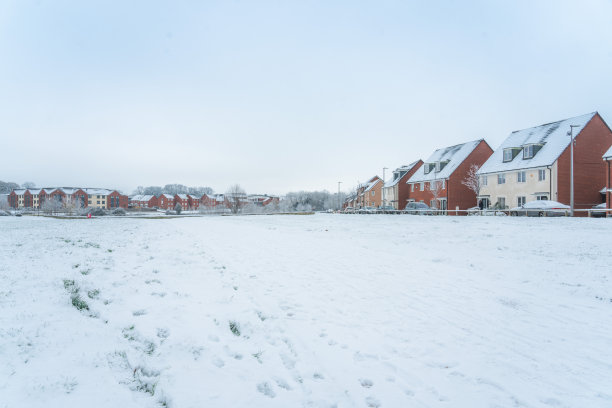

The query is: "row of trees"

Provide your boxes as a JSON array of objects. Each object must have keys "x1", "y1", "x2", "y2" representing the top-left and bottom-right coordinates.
[{"x1": 0, "y1": 180, "x2": 36, "y2": 194}]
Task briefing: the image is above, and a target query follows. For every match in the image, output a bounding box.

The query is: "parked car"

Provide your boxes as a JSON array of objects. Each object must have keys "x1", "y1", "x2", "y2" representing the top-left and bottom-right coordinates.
[
  {"x1": 378, "y1": 205, "x2": 396, "y2": 214},
  {"x1": 358, "y1": 206, "x2": 378, "y2": 214},
  {"x1": 590, "y1": 203, "x2": 608, "y2": 218},
  {"x1": 404, "y1": 202, "x2": 433, "y2": 215},
  {"x1": 509, "y1": 200, "x2": 570, "y2": 217},
  {"x1": 467, "y1": 206, "x2": 506, "y2": 216},
  {"x1": 344, "y1": 206, "x2": 355, "y2": 213}
]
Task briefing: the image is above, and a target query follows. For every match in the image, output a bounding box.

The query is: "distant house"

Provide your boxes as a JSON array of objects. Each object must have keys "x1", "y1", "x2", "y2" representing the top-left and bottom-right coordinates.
[
  {"x1": 604, "y1": 145, "x2": 612, "y2": 210},
  {"x1": 187, "y1": 194, "x2": 200, "y2": 210},
  {"x1": 351, "y1": 176, "x2": 383, "y2": 209},
  {"x1": 478, "y1": 112, "x2": 612, "y2": 211},
  {"x1": 158, "y1": 194, "x2": 175, "y2": 210},
  {"x1": 174, "y1": 194, "x2": 189, "y2": 210},
  {"x1": 382, "y1": 161, "x2": 423, "y2": 210},
  {"x1": 407, "y1": 139, "x2": 493, "y2": 212},
  {"x1": 130, "y1": 195, "x2": 158, "y2": 209}
]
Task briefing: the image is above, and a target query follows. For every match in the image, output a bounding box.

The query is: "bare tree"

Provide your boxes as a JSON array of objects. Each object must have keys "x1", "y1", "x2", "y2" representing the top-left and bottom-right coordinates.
[
  {"x1": 226, "y1": 184, "x2": 246, "y2": 214},
  {"x1": 461, "y1": 164, "x2": 482, "y2": 206},
  {"x1": 429, "y1": 180, "x2": 445, "y2": 213},
  {"x1": 22, "y1": 181, "x2": 36, "y2": 189}
]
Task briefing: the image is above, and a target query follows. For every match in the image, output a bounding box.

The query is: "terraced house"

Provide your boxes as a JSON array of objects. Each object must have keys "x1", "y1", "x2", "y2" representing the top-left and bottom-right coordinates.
[
  {"x1": 477, "y1": 112, "x2": 612, "y2": 211},
  {"x1": 7, "y1": 187, "x2": 128, "y2": 209},
  {"x1": 406, "y1": 139, "x2": 493, "y2": 212},
  {"x1": 382, "y1": 161, "x2": 422, "y2": 210}
]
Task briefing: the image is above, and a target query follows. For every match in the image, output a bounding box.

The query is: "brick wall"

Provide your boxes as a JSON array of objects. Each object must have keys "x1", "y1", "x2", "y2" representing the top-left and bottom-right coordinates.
[
  {"x1": 447, "y1": 140, "x2": 494, "y2": 211},
  {"x1": 397, "y1": 160, "x2": 423, "y2": 210},
  {"x1": 556, "y1": 114, "x2": 612, "y2": 212}
]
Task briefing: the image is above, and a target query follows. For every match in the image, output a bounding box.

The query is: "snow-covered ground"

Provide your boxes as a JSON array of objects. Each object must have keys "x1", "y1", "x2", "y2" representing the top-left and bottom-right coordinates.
[{"x1": 1, "y1": 214, "x2": 612, "y2": 408}]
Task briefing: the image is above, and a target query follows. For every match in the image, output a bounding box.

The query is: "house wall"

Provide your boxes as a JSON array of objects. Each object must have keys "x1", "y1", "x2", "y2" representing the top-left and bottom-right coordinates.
[
  {"x1": 479, "y1": 167, "x2": 552, "y2": 208},
  {"x1": 364, "y1": 181, "x2": 383, "y2": 207},
  {"x1": 397, "y1": 161, "x2": 423, "y2": 210},
  {"x1": 556, "y1": 113, "x2": 612, "y2": 212},
  {"x1": 607, "y1": 159, "x2": 611, "y2": 210},
  {"x1": 406, "y1": 179, "x2": 448, "y2": 208},
  {"x1": 88, "y1": 193, "x2": 107, "y2": 208},
  {"x1": 382, "y1": 186, "x2": 396, "y2": 208},
  {"x1": 447, "y1": 140, "x2": 494, "y2": 211}
]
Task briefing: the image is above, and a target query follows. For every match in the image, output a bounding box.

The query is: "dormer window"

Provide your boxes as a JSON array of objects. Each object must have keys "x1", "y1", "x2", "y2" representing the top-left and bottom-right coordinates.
[
  {"x1": 423, "y1": 163, "x2": 435, "y2": 174},
  {"x1": 503, "y1": 148, "x2": 522, "y2": 162},
  {"x1": 435, "y1": 161, "x2": 448, "y2": 172}
]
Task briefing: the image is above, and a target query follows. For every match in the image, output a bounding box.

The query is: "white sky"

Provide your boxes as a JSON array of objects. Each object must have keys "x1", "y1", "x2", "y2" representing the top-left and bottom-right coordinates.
[{"x1": 1, "y1": 0, "x2": 611, "y2": 195}]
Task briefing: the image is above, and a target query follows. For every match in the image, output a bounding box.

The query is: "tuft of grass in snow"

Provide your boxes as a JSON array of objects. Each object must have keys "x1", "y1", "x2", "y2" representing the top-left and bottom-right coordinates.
[
  {"x1": 229, "y1": 321, "x2": 241, "y2": 336},
  {"x1": 87, "y1": 289, "x2": 100, "y2": 299},
  {"x1": 71, "y1": 294, "x2": 89, "y2": 311},
  {"x1": 252, "y1": 351, "x2": 264, "y2": 363},
  {"x1": 81, "y1": 268, "x2": 92, "y2": 275},
  {"x1": 107, "y1": 249, "x2": 113, "y2": 253},
  {"x1": 63, "y1": 279, "x2": 77, "y2": 293},
  {"x1": 72, "y1": 263, "x2": 80, "y2": 269}
]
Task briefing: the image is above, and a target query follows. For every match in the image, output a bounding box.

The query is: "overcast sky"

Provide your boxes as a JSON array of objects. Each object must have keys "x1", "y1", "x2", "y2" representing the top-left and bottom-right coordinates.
[{"x1": 1, "y1": 0, "x2": 611, "y2": 195}]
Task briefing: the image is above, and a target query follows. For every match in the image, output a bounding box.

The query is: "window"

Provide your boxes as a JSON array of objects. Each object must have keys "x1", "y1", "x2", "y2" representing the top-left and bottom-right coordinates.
[
  {"x1": 430, "y1": 181, "x2": 435, "y2": 190},
  {"x1": 481, "y1": 175, "x2": 488, "y2": 186},
  {"x1": 498, "y1": 197, "x2": 506, "y2": 209},
  {"x1": 411, "y1": 184, "x2": 414, "y2": 192},
  {"x1": 536, "y1": 195, "x2": 548, "y2": 200},
  {"x1": 420, "y1": 182, "x2": 424, "y2": 191},
  {"x1": 538, "y1": 169, "x2": 546, "y2": 181},
  {"x1": 371, "y1": 191, "x2": 375, "y2": 197},
  {"x1": 97, "y1": 201, "x2": 100, "y2": 204},
  {"x1": 523, "y1": 144, "x2": 542, "y2": 159},
  {"x1": 497, "y1": 173, "x2": 506, "y2": 184},
  {"x1": 503, "y1": 149, "x2": 513, "y2": 162},
  {"x1": 517, "y1": 171, "x2": 526, "y2": 183},
  {"x1": 517, "y1": 196, "x2": 526, "y2": 206}
]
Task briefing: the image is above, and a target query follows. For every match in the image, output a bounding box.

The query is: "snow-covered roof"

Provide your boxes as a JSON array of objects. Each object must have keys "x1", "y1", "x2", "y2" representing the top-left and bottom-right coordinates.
[
  {"x1": 479, "y1": 112, "x2": 596, "y2": 175},
  {"x1": 131, "y1": 194, "x2": 155, "y2": 201},
  {"x1": 364, "y1": 178, "x2": 381, "y2": 193},
  {"x1": 160, "y1": 194, "x2": 174, "y2": 199},
  {"x1": 176, "y1": 194, "x2": 188, "y2": 199},
  {"x1": 384, "y1": 161, "x2": 421, "y2": 188},
  {"x1": 27, "y1": 189, "x2": 43, "y2": 195},
  {"x1": 85, "y1": 188, "x2": 114, "y2": 195},
  {"x1": 603, "y1": 145, "x2": 612, "y2": 160},
  {"x1": 407, "y1": 140, "x2": 483, "y2": 183},
  {"x1": 12, "y1": 189, "x2": 27, "y2": 195}
]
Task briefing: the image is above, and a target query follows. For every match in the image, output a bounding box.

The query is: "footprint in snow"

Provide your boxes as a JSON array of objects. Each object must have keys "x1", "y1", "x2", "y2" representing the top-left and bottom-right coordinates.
[
  {"x1": 365, "y1": 396, "x2": 381, "y2": 407},
  {"x1": 257, "y1": 382, "x2": 276, "y2": 398},
  {"x1": 359, "y1": 378, "x2": 373, "y2": 388}
]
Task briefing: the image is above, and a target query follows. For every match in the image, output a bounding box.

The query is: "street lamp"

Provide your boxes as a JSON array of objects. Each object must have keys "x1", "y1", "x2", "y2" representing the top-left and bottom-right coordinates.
[
  {"x1": 567, "y1": 125, "x2": 580, "y2": 216},
  {"x1": 382, "y1": 167, "x2": 388, "y2": 208},
  {"x1": 337, "y1": 181, "x2": 342, "y2": 212}
]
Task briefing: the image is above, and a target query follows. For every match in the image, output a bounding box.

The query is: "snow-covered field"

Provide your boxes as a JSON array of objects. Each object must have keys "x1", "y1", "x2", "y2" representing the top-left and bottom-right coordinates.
[{"x1": 1, "y1": 214, "x2": 612, "y2": 408}]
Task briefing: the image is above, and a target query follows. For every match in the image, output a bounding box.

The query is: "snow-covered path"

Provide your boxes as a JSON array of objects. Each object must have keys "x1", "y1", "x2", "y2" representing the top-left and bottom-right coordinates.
[{"x1": 1, "y1": 214, "x2": 611, "y2": 407}]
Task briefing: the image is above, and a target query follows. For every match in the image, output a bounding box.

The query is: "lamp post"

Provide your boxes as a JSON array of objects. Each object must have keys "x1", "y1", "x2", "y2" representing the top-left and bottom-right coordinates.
[
  {"x1": 337, "y1": 181, "x2": 342, "y2": 212},
  {"x1": 382, "y1": 167, "x2": 388, "y2": 208},
  {"x1": 568, "y1": 125, "x2": 579, "y2": 216}
]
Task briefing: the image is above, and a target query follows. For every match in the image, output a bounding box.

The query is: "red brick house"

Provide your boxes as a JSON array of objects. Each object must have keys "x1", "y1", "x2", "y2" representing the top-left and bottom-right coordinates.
[
  {"x1": 407, "y1": 139, "x2": 493, "y2": 213},
  {"x1": 107, "y1": 191, "x2": 128, "y2": 209},
  {"x1": 187, "y1": 194, "x2": 200, "y2": 210},
  {"x1": 130, "y1": 195, "x2": 159, "y2": 208},
  {"x1": 478, "y1": 112, "x2": 612, "y2": 213},
  {"x1": 174, "y1": 194, "x2": 189, "y2": 210},
  {"x1": 382, "y1": 160, "x2": 423, "y2": 210},
  {"x1": 158, "y1": 194, "x2": 174, "y2": 210},
  {"x1": 604, "y1": 145, "x2": 612, "y2": 210}
]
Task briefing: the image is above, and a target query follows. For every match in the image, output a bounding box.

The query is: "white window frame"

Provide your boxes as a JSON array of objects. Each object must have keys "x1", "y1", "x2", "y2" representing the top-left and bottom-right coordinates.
[
  {"x1": 517, "y1": 196, "x2": 526, "y2": 206},
  {"x1": 517, "y1": 171, "x2": 526, "y2": 183},
  {"x1": 497, "y1": 173, "x2": 506, "y2": 184},
  {"x1": 538, "y1": 169, "x2": 546, "y2": 181}
]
